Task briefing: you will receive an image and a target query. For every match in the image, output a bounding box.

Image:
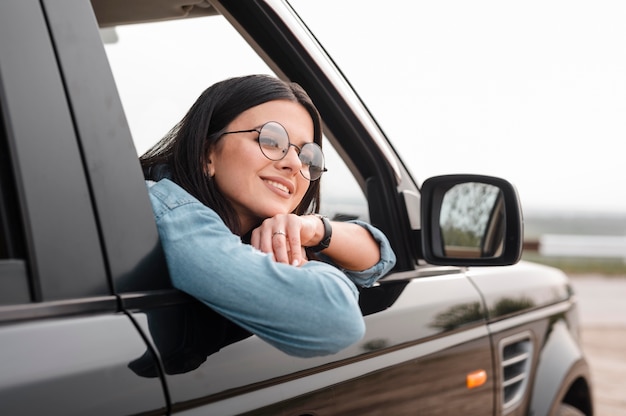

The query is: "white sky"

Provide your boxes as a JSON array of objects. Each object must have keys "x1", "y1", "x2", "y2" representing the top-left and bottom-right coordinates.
[
  {"x1": 105, "y1": 1, "x2": 626, "y2": 215},
  {"x1": 290, "y1": 0, "x2": 626, "y2": 215}
]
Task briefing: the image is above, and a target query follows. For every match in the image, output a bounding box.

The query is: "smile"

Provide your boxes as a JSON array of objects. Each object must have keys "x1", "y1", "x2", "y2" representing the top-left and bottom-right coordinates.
[{"x1": 265, "y1": 179, "x2": 291, "y2": 194}]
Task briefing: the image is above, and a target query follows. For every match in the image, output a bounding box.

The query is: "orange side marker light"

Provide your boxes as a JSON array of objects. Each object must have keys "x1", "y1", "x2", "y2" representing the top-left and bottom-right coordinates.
[{"x1": 466, "y1": 369, "x2": 487, "y2": 389}]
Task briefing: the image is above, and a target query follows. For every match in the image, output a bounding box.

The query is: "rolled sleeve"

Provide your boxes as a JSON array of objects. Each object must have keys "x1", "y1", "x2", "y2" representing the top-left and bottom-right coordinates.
[
  {"x1": 317, "y1": 220, "x2": 396, "y2": 288},
  {"x1": 148, "y1": 179, "x2": 366, "y2": 357}
]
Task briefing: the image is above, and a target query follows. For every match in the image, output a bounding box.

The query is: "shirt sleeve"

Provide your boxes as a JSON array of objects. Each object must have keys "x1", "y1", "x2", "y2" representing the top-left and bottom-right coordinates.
[
  {"x1": 148, "y1": 179, "x2": 365, "y2": 358},
  {"x1": 315, "y1": 220, "x2": 396, "y2": 288}
]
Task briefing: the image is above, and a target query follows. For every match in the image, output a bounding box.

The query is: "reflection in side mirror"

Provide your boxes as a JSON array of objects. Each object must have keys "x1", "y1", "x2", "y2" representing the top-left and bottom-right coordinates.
[
  {"x1": 420, "y1": 175, "x2": 523, "y2": 266},
  {"x1": 440, "y1": 182, "x2": 504, "y2": 258}
]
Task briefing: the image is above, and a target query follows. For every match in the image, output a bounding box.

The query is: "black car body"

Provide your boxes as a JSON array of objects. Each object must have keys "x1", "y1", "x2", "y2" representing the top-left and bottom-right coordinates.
[{"x1": 0, "y1": 0, "x2": 592, "y2": 414}]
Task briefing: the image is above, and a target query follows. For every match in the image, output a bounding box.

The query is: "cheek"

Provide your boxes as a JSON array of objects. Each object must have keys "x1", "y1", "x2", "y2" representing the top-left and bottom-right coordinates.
[
  {"x1": 213, "y1": 144, "x2": 260, "y2": 187},
  {"x1": 293, "y1": 177, "x2": 311, "y2": 207}
]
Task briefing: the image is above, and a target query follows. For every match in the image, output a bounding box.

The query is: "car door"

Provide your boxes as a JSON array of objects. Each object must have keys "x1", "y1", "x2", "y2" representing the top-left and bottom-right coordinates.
[
  {"x1": 93, "y1": 1, "x2": 498, "y2": 414},
  {"x1": 0, "y1": 1, "x2": 166, "y2": 414}
]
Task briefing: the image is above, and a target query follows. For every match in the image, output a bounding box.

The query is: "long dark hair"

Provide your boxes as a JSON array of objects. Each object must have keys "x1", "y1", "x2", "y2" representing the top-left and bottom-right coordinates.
[{"x1": 140, "y1": 75, "x2": 323, "y2": 235}]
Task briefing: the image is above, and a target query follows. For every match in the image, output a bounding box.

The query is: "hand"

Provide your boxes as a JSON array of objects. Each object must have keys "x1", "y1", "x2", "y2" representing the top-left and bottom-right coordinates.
[{"x1": 250, "y1": 214, "x2": 320, "y2": 266}]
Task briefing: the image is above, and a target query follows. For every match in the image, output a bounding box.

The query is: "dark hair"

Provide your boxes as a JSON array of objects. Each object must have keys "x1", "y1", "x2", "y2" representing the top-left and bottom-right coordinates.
[{"x1": 140, "y1": 74, "x2": 323, "y2": 235}]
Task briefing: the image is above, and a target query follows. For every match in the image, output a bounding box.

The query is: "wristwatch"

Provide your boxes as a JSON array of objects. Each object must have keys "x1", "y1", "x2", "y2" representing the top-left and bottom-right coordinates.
[{"x1": 307, "y1": 214, "x2": 332, "y2": 253}]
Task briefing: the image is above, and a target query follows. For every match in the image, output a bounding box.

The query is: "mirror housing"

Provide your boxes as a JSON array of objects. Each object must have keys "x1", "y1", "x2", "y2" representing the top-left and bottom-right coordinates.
[{"x1": 420, "y1": 174, "x2": 523, "y2": 266}]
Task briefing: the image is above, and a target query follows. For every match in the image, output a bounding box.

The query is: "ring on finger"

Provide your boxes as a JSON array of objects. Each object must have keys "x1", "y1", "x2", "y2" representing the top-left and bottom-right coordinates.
[{"x1": 272, "y1": 231, "x2": 287, "y2": 238}]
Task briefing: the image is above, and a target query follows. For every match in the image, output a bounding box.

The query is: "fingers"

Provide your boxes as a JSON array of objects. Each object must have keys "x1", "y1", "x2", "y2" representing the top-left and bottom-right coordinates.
[
  {"x1": 250, "y1": 214, "x2": 306, "y2": 266},
  {"x1": 271, "y1": 230, "x2": 292, "y2": 265},
  {"x1": 284, "y1": 219, "x2": 307, "y2": 266}
]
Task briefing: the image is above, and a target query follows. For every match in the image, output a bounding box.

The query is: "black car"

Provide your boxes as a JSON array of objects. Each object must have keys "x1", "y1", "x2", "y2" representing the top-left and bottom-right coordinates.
[{"x1": 0, "y1": 0, "x2": 592, "y2": 414}]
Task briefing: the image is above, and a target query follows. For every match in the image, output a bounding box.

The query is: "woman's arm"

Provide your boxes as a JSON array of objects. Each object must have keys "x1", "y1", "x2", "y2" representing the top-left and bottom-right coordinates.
[
  {"x1": 315, "y1": 219, "x2": 397, "y2": 288},
  {"x1": 148, "y1": 179, "x2": 365, "y2": 358},
  {"x1": 311, "y1": 218, "x2": 380, "y2": 270},
  {"x1": 251, "y1": 214, "x2": 396, "y2": 286}
]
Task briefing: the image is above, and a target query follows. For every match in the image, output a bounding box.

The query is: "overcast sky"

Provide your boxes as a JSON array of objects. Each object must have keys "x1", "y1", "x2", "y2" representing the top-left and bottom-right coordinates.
[
  {"x1": 289, "y1": 1, "x2": 626, "y2": 215},
  {"x1": 106, "y1": 1, "x2": 626, "y2": 216}
]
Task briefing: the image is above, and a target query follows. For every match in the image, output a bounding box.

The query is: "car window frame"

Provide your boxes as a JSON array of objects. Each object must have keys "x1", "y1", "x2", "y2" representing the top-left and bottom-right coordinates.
[{"x1": 0, "y1": 0, "x2": 114, "y2": 310}]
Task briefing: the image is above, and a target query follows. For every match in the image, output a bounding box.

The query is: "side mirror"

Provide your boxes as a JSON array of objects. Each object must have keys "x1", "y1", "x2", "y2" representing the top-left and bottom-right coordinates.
[{"x1": 420, "y1": 174, "x2": 523, "y2": 266}]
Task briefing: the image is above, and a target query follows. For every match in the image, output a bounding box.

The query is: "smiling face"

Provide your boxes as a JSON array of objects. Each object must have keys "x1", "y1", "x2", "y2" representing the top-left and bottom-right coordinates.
[{"x1": 208, "y1": 100, "x2": 314, "y2": 232}]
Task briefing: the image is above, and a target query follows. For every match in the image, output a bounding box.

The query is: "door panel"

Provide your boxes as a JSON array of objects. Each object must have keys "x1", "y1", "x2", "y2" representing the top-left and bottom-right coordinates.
[
  {"x1": 131, "y1": 273, "x2": 494, "y2": 415},
  {"x1": 468, "y1": 262, "x2": 580, "y2": 415},
  {"x1": 0, "y1": 314, "x2": 166, "y2": 415},
  {"x1": 232, "y1": 335, "x2": 493, "y2": 416}
]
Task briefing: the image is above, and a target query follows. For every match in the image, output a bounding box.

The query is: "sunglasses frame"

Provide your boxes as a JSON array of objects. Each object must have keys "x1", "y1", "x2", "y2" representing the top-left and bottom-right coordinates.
[{"x1": 221, "y1": 121, "x2": 327, "y2": 181}]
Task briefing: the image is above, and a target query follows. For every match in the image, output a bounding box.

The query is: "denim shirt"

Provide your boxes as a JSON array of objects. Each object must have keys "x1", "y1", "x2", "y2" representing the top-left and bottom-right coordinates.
[{"x1": 147, "y1": 179, "x2": 396, "y2": 357}]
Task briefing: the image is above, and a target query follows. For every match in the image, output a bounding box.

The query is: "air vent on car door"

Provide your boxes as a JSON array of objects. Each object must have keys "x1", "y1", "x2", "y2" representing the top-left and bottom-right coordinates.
[{"x1": 499, "y1": 332, "x2": 533, "y2": 414}]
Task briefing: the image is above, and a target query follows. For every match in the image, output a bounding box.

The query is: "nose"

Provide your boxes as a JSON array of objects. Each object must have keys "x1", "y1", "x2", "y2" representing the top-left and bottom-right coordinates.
[{"x1": 277, "y1": 144, "x2": 302, "y2": 174}]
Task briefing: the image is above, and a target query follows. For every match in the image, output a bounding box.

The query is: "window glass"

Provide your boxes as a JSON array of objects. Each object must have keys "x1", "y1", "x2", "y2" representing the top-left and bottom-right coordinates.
[
  {"x1": 103, "y1": 15, "x2": 368, "y2": 221},
  {"x1": 319, "y1": 148, "x2": 368, "y2": 222}
]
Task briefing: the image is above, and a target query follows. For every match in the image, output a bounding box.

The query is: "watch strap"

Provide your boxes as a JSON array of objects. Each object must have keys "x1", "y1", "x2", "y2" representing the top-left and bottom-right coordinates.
[{"x1": 307, "y1": 215, "x2": 332, "y2": 253}]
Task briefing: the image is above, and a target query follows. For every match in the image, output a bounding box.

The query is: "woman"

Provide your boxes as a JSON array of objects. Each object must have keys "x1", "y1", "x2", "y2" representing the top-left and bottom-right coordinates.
[{"x1": 141, "y1": 74, "x2": 395, "y2": 357}]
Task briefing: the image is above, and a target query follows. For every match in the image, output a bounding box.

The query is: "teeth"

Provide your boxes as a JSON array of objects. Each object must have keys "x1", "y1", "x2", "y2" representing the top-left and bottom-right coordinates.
[{"x1": 266, "y1": 180, "x2": 290, "y2": 194}]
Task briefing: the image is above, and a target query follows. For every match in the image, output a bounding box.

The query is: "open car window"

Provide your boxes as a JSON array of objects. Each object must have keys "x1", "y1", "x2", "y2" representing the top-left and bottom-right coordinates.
[{"x1": 103, "y1": 15, "x2": 368, "y2": 222}]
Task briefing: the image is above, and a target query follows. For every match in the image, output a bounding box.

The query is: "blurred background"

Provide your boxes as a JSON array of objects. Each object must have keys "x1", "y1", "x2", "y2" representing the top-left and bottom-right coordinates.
[{"x1": 289, "y1": 0, "x2": 626, "y2": 277}]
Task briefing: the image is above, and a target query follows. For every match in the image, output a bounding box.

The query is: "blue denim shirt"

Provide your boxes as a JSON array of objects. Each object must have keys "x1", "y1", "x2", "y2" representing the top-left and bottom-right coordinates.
[{"x1": 147, "y1": 179, "x2": 396, "y2": 357}]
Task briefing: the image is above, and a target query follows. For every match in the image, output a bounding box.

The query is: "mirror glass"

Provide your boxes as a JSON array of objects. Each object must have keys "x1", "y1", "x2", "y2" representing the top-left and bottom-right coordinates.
[{"x1": 439, "y1": 182, "x2": 505, "y2": 259}]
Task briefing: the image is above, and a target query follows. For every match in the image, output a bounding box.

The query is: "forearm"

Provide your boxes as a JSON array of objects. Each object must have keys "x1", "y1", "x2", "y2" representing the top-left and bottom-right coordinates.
[
  {"x1": 167, "y1": 244, "x2": 365, "y2": 357},
  {"x1": 314, "y1": 219, "x2": 397, "y2": 287},
  {"x1": 320, "y1": 220, "x2": 381, "y2": 271},
  {"x1": 249, "y1": 213, "x2": 395, "y2": 287},
  {"x1": 149, "y1": 180, "x2": 366, "y2": 357}
]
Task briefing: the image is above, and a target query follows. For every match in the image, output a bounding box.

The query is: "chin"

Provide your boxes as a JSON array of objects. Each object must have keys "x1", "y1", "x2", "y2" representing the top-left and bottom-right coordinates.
[{"x1": 263, "y1": 206, "x2": 295, "y2": 218}]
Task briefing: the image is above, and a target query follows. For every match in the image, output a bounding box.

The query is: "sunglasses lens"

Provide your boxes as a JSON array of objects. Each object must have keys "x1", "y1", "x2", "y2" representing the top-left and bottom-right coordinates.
[
  {"x1": 258, "y1": 122, "x2": 326, "y2": 181},
  {"x1": 299, "y1": 143, "x2": 325, "y2": 180},
  {"x1": 258, "y1": 122, "x2": 289, "y2": 160}
]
